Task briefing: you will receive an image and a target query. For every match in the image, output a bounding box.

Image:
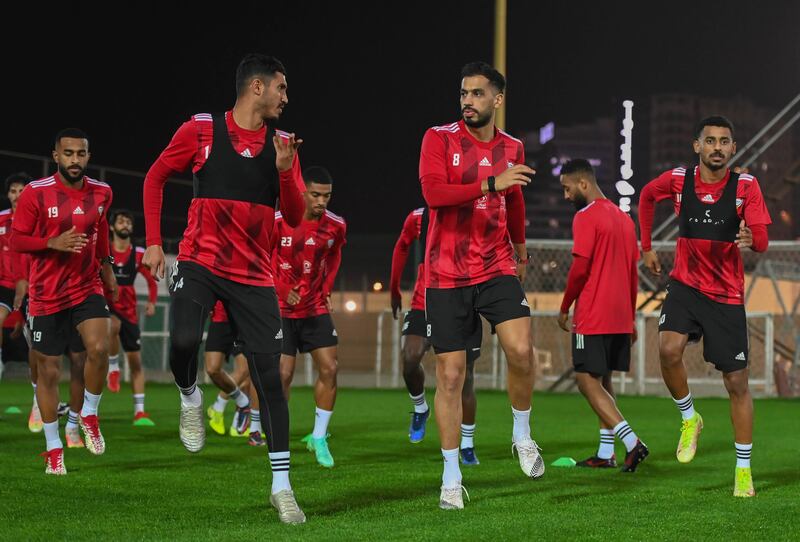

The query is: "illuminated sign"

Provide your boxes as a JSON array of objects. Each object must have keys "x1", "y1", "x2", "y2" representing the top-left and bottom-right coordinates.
[
  {"x1": 539, "y1": 122, "x2": 554, "y2": 145},
  {"x1": 616, "y1": 100, "x2": 635, "y2": 212}
]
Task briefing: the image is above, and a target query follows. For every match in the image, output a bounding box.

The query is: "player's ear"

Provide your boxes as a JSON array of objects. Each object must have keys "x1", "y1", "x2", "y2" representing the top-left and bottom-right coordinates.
[
  {"x1": 494, "y1": 91, "x2": 504, "y2": 109},
  {"x1": 692, "y1": 139, "x2": 701, "y2": 154}
]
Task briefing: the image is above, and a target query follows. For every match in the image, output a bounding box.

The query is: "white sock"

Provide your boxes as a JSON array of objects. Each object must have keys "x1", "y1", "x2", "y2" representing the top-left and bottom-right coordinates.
[
  {"x1": 410, "y1": 391, "x2": 428, "y2": 414},
  {"x1": 441, "y1": 448, "x2": 461, "y2": 488},
  {"x1": 80, "y1": 390, "x2": 102, "y2": 417},
  {"x1": 133, "y1": 394, "x2": 145, "y2": 414},
  {"x1": 735, "y1": 442, "x2": 752, "y2": 468},
  {"x1": 269, "y1": 451, "x2": 292, "y2": 493},
  {"x1": 460, "y1": 423, "x2": 475, "y2": 449},
  {"x1": 229, "y1": 387, "x2": 249, "y2": 409},
  {"x1": 598, "y1": 428, "x2": 615, "y2": 459},
  {"x1": 66, "y1": 410, "x2": 79, "y2": 430},
  {"x1": 213, "y1": 393, "x2": 228, "y2": 413},
  {"x1": 312, "y1": 407, "x2": 333, "y2": 439},
  {"x1": 178, "y1": 383, "x2": 202, "y2": 408},
  {"x1": 44, "y1": 421, "x2": 62, "y2": 451},
  {"x1": 613, "y1": 420, "x2": 639, "y2": 452},
  {"x1": 250, "y1": 410, "x2": 262, "y2": 433},
  {"x1": 673, "y1": 392, "x2": 695, "y2": 420},
  {"x1": 512, "y1": 406, "x2": 531, "y2": 442},
  {"x1": 109, "y1": 354, "x2": 120, "y2": 372}
]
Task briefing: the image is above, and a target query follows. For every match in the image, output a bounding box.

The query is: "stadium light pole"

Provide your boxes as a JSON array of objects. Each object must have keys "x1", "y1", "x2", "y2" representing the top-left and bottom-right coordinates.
[{"x1": 494, "y1": 0, "x2": 507, "y2": 130}]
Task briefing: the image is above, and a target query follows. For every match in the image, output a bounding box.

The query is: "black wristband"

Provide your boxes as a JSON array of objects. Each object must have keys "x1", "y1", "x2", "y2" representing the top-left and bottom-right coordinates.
[{"x1": 487, "y1": 176, "x2": 496, "y2": 193}]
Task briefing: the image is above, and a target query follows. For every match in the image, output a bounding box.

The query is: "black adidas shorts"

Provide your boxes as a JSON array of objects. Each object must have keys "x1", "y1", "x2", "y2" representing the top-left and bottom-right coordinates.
[
  {"x1": 169, "y1": 261, "x2": 281, "y2": 354},
  {"x1": 281, "y1": 313, "x2": 338, "y2": 356},
  {"x1": 111, "y1": 311, "x2": 142, "y2": 352},
  {"x1": 426, "y1": 275, "x2": 529, "y2": 355},
  {"x1": 572, "y1": 333, "x2": 631, "y2": 376},
  {"x1": 0, "y1": 286, "x2": 14, "y2": 313},
  {"x1": 205, "y1": 320, "x2": 244, "y2": 358},
  {"x1": 402, "y1": 308, "x2": 483, "y2": 364},
  {"x1": 659, "y1": 280, "x2": 749, "y2": 373},
  {"x1": 28, "y1": 294, "x2": 108, "y2": 356}
]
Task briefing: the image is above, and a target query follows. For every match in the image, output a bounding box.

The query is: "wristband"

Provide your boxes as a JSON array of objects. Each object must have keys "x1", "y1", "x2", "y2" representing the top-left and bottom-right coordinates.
[{"x1": 487, "y1": 176, "x2": 497, "y2": 193}]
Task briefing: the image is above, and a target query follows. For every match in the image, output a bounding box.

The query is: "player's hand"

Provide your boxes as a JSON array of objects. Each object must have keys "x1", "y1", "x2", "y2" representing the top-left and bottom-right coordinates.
[
  {"x1": 391, "y1": 295, "x2": 402, "y2": 320},
  {"x1": 631, "y1": 324, "x2": 638, "y2": 345},
  {"x1": 143, "y1": 245, "x2": 166, "y2": 280},
  {"x1": 492, "y1": 164, "x2": 536, "y2": 192},
  {"x1": 145, "y1": 302, "x2": 156, "y2": 317},
  {"x1": 325, "y1": 294, "x2": 333, "y2": 313},
  {"x1": 47, "y1": 226, "x2": 88, "y2": 253},
  {"x1": 274, "y1": 132, "x2": 303, "y2": 172},
  {"x1": 516, "y1": 261, "x2": 528, "y2": 283},
  {"x1": 287, "y1": 286, "x2": 301, "y2": 306},
  {"x1": 557, "y1": 311, "x2": 570, "y2": 332},
  {"x1": 736, "y1": 220, "x2": 753, "y2": 249},
  {"x1": 101, "y1": 263, "x2": 119, "y2": 302},
  {"x1": 10, "y1": 320, "x2": 22, "y2": 340},
  {"x1": 13, "y1": 280, "x2": 27, "y2": 311},
  {"x1": 643, "y1": 250, "x2": 661, "y2": 276}
]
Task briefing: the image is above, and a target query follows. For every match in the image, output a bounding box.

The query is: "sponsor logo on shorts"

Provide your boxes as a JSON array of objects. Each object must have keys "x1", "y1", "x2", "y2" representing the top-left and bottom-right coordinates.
[
  {"x1": 659, "y1": 314, "x2": 666, "y2": 325},
  {"x1": 332, "y1": 329, "x2": 337, "y2": 337},
  {"x1": 402, "y1": 321, "x2": 410, "y2": 331},
  {"x1": 735, "y1": 352, "x2": 746, "y2": 361},
  {"x1": 521, "y1": 298, "x2": 529, "y2": 308},
  {"x1": 275, "y1": 329, "x2": 283, "y2": 340}
]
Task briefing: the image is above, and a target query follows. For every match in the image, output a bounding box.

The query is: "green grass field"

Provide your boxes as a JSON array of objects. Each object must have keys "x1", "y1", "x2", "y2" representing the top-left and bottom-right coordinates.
[{"x1": 0, "y1": 382, "x2": 798, "y2": 540}]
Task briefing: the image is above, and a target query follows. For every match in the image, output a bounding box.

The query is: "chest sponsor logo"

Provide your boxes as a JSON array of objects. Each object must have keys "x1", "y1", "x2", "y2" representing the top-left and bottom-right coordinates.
[
  {"x1": 475, "y1": 195, "x2": 488, "y2": 210},
  {"x1": 305, "y1": 237, "x2": 316, "y2": 246},
  {"x1": 280, "y1": 262, "x2": 291, "y2": 270},
  {"x1": 303, "y1": 260, "x2": 312, "y2": 274}
]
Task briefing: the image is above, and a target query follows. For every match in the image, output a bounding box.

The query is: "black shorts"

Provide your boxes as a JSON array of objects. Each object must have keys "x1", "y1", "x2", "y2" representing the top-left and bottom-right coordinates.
[
  {"x1": 205, "y1": 320, "x2": 244, "y2": 358},
  {"x1": 111, "y1": 311, "x2": 142, "y2": 352},
  {"x1": 27, "y1": 294, "x2": 108, "y2": 356},
  {"x1": 426, "y1": 275, "x2": 529, "y2": 355},
  {"x1": 281, "y1": 313, "x2": 338, "y2": 356},
  {"x1": 659, "y1": 280, "x2": 749, "y2": 373},
  {"x1": 402, "y1": 308, "x2": 483, "y2": 364},
  {"x1": 572, "y1": 333, "x2": 631, "y2": 376},
  {"x1": 169, "y1": 261, "x2": 281, "y2": 354},
  {"x1": 0, "y1": 286, "x2": 14, "y2": 313}
]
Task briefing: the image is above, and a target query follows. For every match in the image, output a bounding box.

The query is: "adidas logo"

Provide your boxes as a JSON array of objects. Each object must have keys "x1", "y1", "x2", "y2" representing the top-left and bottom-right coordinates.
[
  {"x1": 701, "y1": 194, "x2": 714, "y2": 202},
  {"x1": 735, "y1": 352, "x2": 746, "y2": 361},
  {"x1": 479, "y1": 157, "x2": 492, "y2": 167},
  {"x1": 73, "y1": 206, "x2": 84, "y2": 215},
  {"x1": 275, "y1": 329, "x2": 283, "y2": 340},
  {"x1": 402, "y1": 322, "x2": 410, "y2": 331},
  {"x1": 520, "y1": 298, "x2": 530, "y2": 307},
  {"x1": 305, "y1": 237, "x2": 316, "y2": 246},
  {"x1": 240, "y1": 148, "x2": 253, "y2": 158},
  {"x1": 332, "y1": 329, "x2": 337, "y2": 337}
]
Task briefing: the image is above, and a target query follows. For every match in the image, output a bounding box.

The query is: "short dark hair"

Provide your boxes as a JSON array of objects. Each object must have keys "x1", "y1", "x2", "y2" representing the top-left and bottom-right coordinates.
[
  {"x1": 303, "y1": 166, "x2": 333, "y2": 185},
  {"x1": 235, "y1": 53, "x2": 287, "y2": 96},
  {"x1": 461, "y1": 61, "x2": 506, "y2": 93},
  {"x1": 110, "y1": 208, "x2": 135, "y2": 226},
  {"x1": 560, "y1": 158, "x2": 596, "y2": 182},
  {"x1": 5, "y1": 171, "x2": 32, "y2": 192},
  {"x1": 694, "y1": 116, "x2": 735, "y2": 140},
  {"x1": 55, "y1": 127, "x2": 89, "y2": 148}
]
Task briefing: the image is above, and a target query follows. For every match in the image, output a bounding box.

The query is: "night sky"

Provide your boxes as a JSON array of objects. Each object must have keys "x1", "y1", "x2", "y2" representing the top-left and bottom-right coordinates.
[{"x1": 2, "y1": 1, "x2": 798, "y2": 238}]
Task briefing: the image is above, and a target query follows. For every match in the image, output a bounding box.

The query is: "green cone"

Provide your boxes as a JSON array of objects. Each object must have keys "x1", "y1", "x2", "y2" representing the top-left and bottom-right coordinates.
[
  {"x1": 551, "y1": 456, "x2": 576, "y2": 467},
  {"x1": 4, "y1": 406, "x2": 22, "y2": 414}
]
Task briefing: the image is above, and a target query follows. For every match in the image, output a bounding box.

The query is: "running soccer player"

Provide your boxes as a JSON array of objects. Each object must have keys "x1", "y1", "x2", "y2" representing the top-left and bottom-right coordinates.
[
  {"x1": 639, "y1": 116, "x2": 771, "y2": 497},
  {"x1": 11, "y1": 128, "x2": 117, "y2": 475},
  {"x1": 105, "y1": 209, "x2": 158, "y2": 426},
  {"x1": 557, "y1": 159, "x2": 648, "y2": 473},
  {"x1": 143, "y1": 54, "x2": 306, "y2": 522},
  {"x1": 204, "y1": 301, "x2": 257, "y2": 442},
  {"x1": 272, "y1": 166, "x2": 345, "y2": 469},
  {"x1": 419, "y1": 62, "x2": 541, "y2": 510},
  {"x1": 390, "y1": 206, "x2": 482, "y2": 465}
]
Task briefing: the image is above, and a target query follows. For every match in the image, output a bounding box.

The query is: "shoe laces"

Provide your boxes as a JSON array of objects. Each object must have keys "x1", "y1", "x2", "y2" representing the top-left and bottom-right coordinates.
[
  {"x1": 512, "y1": 438, "x2": 542, "y2": 457},
  {"x1": 274, "y1": 491, "x2": 301, "y2": 513},
  {"x1": 442, "y1": 484, "x2": 470, "y2": 503},
  {"x1": 679, "y1": 419, "x2": 695, "y2": 447},
  {"x1": 41, "y1": 449, "x2": 63, "y2": 470},
  {"x1": 410, "y1": 411, "x2": 427, "y2": 429}
]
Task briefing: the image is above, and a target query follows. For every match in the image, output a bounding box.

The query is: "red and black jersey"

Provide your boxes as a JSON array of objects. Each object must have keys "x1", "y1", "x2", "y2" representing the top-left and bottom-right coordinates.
[
  {"x1": 11, "y1": 174, "x2": 112, "y2": 316},
  {"x1": 639, "y1": 166, "x2": 771, "y2": 304},
  {"x1": 390, "y1": 208, "x2": 427, "y2": 311},
  {"x1": 419, "y1": 120, "x2": 526, "y2": 288},
  {"x1": 107, "y1": 245, "x2": 158, "y2": 324},
  {"x1": 271, "y1": 210, "x2": 346, "y2": 318},
  {"x1": 0, "y1": 209, "x2": 19, "y2": 289},
  {"x1": 143, "y1": 111, "x2": 305, "y2": 287}
]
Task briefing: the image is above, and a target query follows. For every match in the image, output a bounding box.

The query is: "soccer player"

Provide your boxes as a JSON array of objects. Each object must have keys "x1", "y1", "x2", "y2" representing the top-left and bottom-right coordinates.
[
  {"x1": 143, "y1": 54, "x2": 306, "y2": 522},
  {"x1": 639, "y1": 116, "x2": 771, "y2": 497},
  {"x1": 557, "y1": 159, "x2": 649, "y2": 473},
  {"x1": 390, "y1": 206, "x2": 483, "y2": 465},
  {"x1": 418, "y1": 61, "x2": 541, "y2": 509},
  {"x1": 11, "y1": 128, "x2": 117, "y2": 475},
  {"x1": 204, "y1": 301, "x2": 257, "y2": 442},
  {"x1": 272, "y1": 166, "x2": 345, "y2": 469},
  {"x1": 105, "y1": 209, "x2": 158, "y2": 426}
]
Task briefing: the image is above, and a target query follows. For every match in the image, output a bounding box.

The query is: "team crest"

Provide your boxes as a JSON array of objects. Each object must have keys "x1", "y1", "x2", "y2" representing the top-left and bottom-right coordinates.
[
  {"x1": 99, "y1": 206, "x2": 104, "y2": 215},
  {"x1": 507, "y1": 160, "x2": 514, "y2": 169},
  {"x1": 0, "y1": 227, "x2": 5, "y2": 235},
  {"x1": 327, "y1": 239, "x2": 334, "y2": 248},
  {"x1": 736, "y1": 198, "x2": 743, "y2": 207}
]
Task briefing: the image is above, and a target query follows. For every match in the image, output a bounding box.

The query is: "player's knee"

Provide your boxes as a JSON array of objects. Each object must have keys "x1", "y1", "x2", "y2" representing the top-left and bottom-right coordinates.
[
  {"x1": 659, "y1": 341, "x2": 683, "y2": 366},
  {"x1": 318, "y1": 357, "x2": 338, "y2": 382},
  {"x1": 723, "y1": 370, "x2": 749, "y2": 397},
  {"x1": 38, "y1": 359, "x2": 60, "y2": 384},
  {"x1": 85, "y1": 339, "x2": 109, "y2": 361},
  {"x1": 171, "y1": 328, "x2": 203, "y2": 358},
  {"x1": 506, "y1": 342, "x2": 532, "y2": 371},
  {"x1": 438, "y1": 365, "x2": 464, "y2": 393},
  {"x1": 402, "y1": 344, "x2": 425, "y2": 365}
]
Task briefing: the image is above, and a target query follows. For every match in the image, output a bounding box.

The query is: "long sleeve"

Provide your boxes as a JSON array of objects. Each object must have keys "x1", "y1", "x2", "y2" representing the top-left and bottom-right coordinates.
[
  {"x1": 96, "y1": 213, "x2": 110, "y2": 260},
  {"x1": 506, "y1": 186, "x2": 526, "y2": 243},
  {"x1": 390, "y1": 212, "x2": 419, "y2": 299},
  {"x1": 278, "y1": 154, "x2": 305, "y2": 228},
  {"x1": 10, "y1": 188, "x2": 48, "y2": 252},
  {"x1": 749, "y1": 223, "x2": 768, "y2": 253},
  {"x1": 560, "y1": 255, "x2": 591, "y2": 313},
  {"x1": 322, "y1": 225, "x2": 346, "y2": 296},
  {"x1": 419, "y1": 130, "x2": 484, "y2": 208},
  {"x1": 638, "y1": 172, "x2": 674, "y2": 251},
  {"x1": 139, "y1": 264, "x2": 159, "y2": 303}
]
